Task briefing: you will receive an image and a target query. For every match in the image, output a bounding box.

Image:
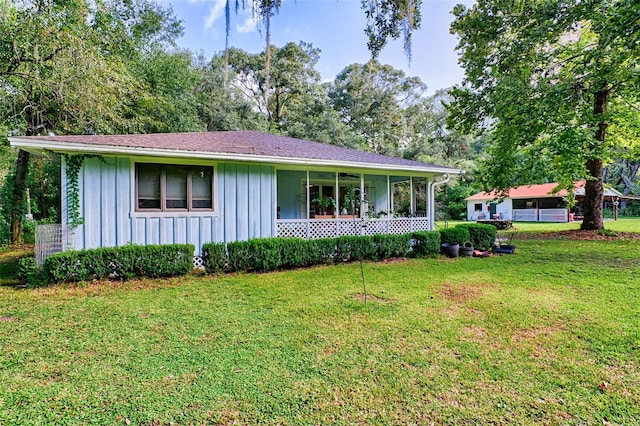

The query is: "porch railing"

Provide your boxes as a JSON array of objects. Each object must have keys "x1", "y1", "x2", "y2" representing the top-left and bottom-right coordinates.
[
  {"x1": 539, "y1": 208, "x2": 568, "y2": 222},
  {"x1": 276, "y1": 217, "x2": 430, "y2": 239},
  {"x1": 512, "y1": 208, "x2": 568, "y2": 222},
  {"x1": 513, "y1": 208, "x2": 537, "y2": 221}
]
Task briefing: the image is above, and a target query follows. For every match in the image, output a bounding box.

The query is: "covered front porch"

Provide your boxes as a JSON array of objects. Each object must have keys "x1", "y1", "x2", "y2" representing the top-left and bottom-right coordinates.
[{"x1": 275, "y1": 169, "x2": 448, "y2": 239}]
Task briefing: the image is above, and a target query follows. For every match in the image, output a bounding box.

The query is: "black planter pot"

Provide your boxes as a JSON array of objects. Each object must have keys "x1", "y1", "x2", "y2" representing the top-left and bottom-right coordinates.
[
  {"x1": 459, "y1": 247, "x2": 474, "y2": 257},
  {"x1": 440, "y1": 243, "x2": 459, "y2": 258}
]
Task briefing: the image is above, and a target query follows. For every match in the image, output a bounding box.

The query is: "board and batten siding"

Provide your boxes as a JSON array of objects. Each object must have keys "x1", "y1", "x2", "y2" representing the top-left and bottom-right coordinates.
[{"x1": 64, "y1": 156, "x2": 276, "y2": 254}]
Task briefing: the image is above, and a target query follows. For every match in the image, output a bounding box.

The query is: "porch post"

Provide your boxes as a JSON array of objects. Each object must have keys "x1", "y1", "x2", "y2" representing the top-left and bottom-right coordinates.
[
  {"x1": 360, "y1": 173, "x2": 365, "y2": 235},
  {"x1": 410, "y1": 176, "x2": 414, "y2": 232},
  {"x1": 306, "y1": 170, "x2": 310, "y2": 238},
  {"x1": 387, "y1": 175, "x2": 391, "y2": 234},
  {"x1": 430, "y1": 174, "x2": 451, "y2": 231},
  {"x1": 424, "y1": 181, "x2": 428, "y2": 221},
  {"x1": 410, "y1": 177, "x2": 414, "y2": 215},
  {"x1": 425, "y1": 178, "x2": 436, "y2": 231},
  {"x1": 334, "y1": 172, "x2": 339, "y2": 237}
]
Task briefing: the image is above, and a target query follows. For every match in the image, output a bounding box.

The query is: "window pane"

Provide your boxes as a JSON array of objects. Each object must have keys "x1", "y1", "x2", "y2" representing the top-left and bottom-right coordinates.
[
  {"x1": 191, "y1": 167, "x2": 213, "y2": 209},
  {"x1": 137, "y1": 164, "x2": 160, "y2": 209},
  {"x1": 166, "y1": 166, "x2": 187, "y2": 209}
]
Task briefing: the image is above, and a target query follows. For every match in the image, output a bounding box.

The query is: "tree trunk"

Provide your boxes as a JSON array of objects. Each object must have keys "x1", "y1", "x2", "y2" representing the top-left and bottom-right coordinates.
[
  {"x1": 581, "y1": 89, "x2": 610, "y2": 231},
  {"x1": 10, "y1": 149, "x2": 30, "y2": 244},
  {"x1": 581, "y1": 158, "x2": 604, "y2": 230}
]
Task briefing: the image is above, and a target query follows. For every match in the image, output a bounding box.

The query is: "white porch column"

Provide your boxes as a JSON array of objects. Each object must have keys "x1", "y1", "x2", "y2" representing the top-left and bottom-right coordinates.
[
  {"x1": 430, "y1": 174, "x2": 451, "y2": 231},
  {"x1": 306, "y1": 171, "x2": 310, "y2": 238},
  {"x1": 410, "y1": 176, "x2": 414, "y2": 216},
  {"x1": 387, "y1": 175, "x2": 391, "y2": 233},
  {"x1": 334, "y1": 172, "x2": 339, "y2": 217},
  {"x1": 424, "y1": 179, "x2": 436, "y2": 231},
  {"x1": 360, "y1": 173, "x2": 365, "y2": 216}
]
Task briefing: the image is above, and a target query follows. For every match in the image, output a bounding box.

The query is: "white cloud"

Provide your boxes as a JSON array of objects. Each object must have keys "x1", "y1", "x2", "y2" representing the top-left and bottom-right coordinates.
[
  {"x1": 236, "y1": 15, "x2": 259, "y2": 34},
  {"x1": 203, "y1": 0, "x2": 227, "y2": 30}
]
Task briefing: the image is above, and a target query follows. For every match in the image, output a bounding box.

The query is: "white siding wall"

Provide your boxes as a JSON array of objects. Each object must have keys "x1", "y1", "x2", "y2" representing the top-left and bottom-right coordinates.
[
  {"x1": 466, "y1": 199, "x2": 513, "y2": 220},
  {"x1": 66, "y1": 157, "x2": 275, "y2": 254},
  {"x1": 498, "y1": 199, "x2": 513, "y2": 220}
]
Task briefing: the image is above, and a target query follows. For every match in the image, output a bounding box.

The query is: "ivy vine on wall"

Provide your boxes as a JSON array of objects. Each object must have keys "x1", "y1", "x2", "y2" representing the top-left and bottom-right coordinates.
[{"x1": 63, "y1": 154, "x2": 104, "y2": 227}]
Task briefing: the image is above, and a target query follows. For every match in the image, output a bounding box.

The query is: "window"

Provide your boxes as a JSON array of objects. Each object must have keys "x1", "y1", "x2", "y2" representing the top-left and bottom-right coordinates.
[
  {"x1": 474, "y1": 203, "x2": 482, "y2": 211},
  {"x1": 136, "y1": 163, "x2": 213, "y2": 212}
]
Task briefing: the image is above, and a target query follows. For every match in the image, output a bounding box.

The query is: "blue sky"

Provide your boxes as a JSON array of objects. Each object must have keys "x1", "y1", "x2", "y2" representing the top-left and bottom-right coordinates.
[{"x1": 163, "y1": 0, "x2": 472, "y2": 94}]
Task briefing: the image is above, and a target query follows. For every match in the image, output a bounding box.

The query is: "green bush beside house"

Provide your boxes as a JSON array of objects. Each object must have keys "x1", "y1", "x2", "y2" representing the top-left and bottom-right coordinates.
[{"x1": 24, "y1": 223, "x2": 497, "y2": 286}]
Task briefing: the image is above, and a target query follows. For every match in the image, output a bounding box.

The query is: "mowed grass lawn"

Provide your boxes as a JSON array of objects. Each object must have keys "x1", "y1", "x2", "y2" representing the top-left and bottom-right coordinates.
[
  {"x1": 442, "y1": 217, "x2": 640, "y2": 234},
  {"x1": 1, "y1": 238, "x2": 639, "y2": 424}
]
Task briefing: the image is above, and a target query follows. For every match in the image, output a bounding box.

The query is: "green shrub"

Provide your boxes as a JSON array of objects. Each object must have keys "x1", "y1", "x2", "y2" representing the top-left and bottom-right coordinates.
[
  {"x1": 620, "y1": 203, "x2": 640, "y2": 217},
  {"x1": 43, "y1": 244, "x2": 194, "y2": 284},
  {"x1": 438, "y1": 227, "x2": 470, "y2": 245},
  {"x1": 201, "y1": 242, "x2": 227, "y2": 274},
  {"x1": 456, "y1": 223, "x2": 497, "y2": 250},
  {"x1": 250, "y1": 238, "x2": 284, "y2": 272},
  {"x1": 17, "y1": 256, "x2": 41, "y2": 287},
  {"x1": 45, "y1": 250, "x2": 90, "y2": 282},
  {"x1": 202, "y1": 237, "x2": 337, "y2": 274},
  {"x1": 336, "y1": 235, "x2": 376, "y2": 262},
  {"x1": 22, "y1": 220, "x2": 36, "y2": 244},
  {"x1": 308, "y1": 238, "x2": 336, "y2": 265},
  {"x1": 278, "y1": 238, "x2": 311, "y2": 269},
  {"x1": 226, "y1": 241, "x2": 253, "y2": 272},
  {"x1": 411, "y1": 231, "x2": 441, "y2": 257},
  {"x1": 138, "y1": 245, "x2": 194, "y2": 277},
  {"x1": 374, "y1": 234, "x2": 411, "y2": 259}
]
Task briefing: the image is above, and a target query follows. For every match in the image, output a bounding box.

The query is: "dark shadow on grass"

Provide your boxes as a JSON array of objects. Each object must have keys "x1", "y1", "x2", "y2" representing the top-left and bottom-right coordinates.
[{"x1": 0, "y1": 246, "x2": 33, "y2": 287}]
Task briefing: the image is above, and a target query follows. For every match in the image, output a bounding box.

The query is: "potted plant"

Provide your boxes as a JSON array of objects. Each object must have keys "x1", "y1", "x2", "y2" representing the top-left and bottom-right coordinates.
[
  {"x1": 312, "y1": 196, "x2": 336, "y2": 218},
  {"x1": 341, "y1": 186, "x2": 358, "y2": 214}
]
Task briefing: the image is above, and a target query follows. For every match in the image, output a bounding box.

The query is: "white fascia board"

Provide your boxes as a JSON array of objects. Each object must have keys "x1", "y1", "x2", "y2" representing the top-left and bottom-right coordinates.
[{"x1": 9, "y1": 138, "x2": 462, "y2": 176}]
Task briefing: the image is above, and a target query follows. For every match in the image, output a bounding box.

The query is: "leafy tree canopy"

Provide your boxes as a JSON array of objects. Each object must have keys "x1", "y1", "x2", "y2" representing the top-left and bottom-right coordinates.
[
  {"x1": 447, "y1": 0, "x2": 640, "y2": 229},
  {"x1": 328, "y1": 60, "x2": 427, "y2": 155}
]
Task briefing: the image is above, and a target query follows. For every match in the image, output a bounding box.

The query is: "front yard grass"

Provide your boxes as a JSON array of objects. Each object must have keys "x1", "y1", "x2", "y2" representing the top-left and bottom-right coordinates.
[{"x1": 1, "y1": 238, "x2": 639, "y2": 424}]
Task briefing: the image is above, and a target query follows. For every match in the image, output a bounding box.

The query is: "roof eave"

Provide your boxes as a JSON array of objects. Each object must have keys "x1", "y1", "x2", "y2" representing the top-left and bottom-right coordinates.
[{"x1": 9, "y1": 138, "x2": 462, "y2": 176}]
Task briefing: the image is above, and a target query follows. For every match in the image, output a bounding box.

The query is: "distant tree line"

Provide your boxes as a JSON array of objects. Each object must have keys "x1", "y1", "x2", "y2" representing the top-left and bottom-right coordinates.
[{"x1": 0, "y1": 0, "x2": 479, "y2": 244}]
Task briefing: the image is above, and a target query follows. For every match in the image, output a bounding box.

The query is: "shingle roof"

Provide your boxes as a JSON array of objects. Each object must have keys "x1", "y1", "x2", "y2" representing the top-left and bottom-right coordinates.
[{"x1": 12, "y1": 131, "x2": 458, "y2": 174}]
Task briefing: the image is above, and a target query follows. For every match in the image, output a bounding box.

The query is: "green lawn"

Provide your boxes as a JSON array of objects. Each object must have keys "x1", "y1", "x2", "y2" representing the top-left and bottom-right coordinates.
[
  {"x1": 440, "y1": 217, "x2": 640, "y2": 234},
  {"x1": 510, "y1": 217, "x2": 640, "y2": 233},
  {"x1": 1, "y1": 238, "x2": 639, "y2": 424}
]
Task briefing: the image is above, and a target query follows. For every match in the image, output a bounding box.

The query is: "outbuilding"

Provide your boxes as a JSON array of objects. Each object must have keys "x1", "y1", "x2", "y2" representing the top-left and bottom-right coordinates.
[{"x1": 466, "y1": 181, "x2": 629, "y2": 222}]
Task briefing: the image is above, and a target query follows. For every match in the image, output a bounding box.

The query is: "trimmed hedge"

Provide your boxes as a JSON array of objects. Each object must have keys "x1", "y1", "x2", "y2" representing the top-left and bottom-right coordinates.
[
  {"x1": 374, "y1": 233, "x2": 412, "y2": 259},
  {"x1": 201, "y1": 242, "x2": 227, "y2": 274},
  {"x1": 336, "y1": 235, "x2": 376, "y2": 262},
  {"x1": 201, "y1": 231, "x2": 443, "y2": 274},
  {"x1": 456, "y1": 223, "x2": 497, "y2": 250},
  {"x1": 412, "y1": 231, "x2": 441, "y2": 257},
  {"x1": 204, "y1": 237, "x2": 338, "y2": 273},
  {"x1": 226, "y1": 241, "x2": 253, "y2": 273},
  {"x1": 438, "y1": 227, "x2": 470, "y2": 245},
  {"x1": 309, "y1": 238, "x2": 338, "y2": 265},
  {"x1": 43, "y1": 244, "x2": 194, "y2": 284}
]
